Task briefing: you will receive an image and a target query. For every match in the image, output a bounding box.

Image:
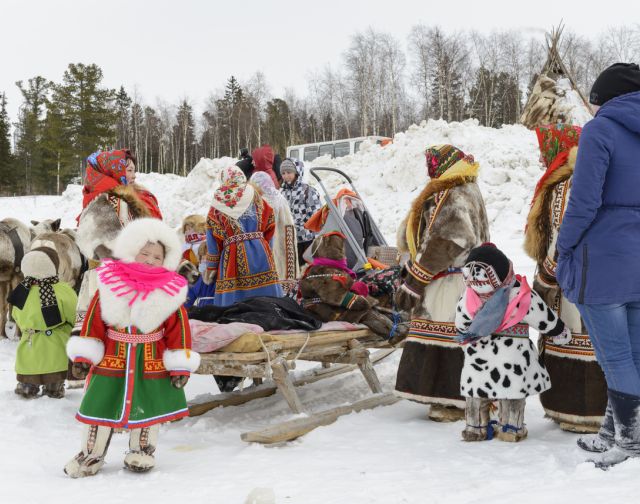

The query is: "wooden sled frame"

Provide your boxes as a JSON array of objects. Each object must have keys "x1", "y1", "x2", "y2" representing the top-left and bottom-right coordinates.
[{"x1": 189, "y1": 329, "x2": 393, "y2": 416}]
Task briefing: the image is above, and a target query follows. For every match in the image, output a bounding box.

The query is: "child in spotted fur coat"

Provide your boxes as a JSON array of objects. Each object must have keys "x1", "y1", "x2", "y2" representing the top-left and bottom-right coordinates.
[{"x1": 455, "y1": 243, "x2": 571, "y2": 442}]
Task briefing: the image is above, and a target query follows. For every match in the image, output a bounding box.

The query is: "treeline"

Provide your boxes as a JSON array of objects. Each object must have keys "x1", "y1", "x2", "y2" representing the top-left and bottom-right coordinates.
[{"x1": 1, "y1": 24, "x2": 639, "y2": 196}]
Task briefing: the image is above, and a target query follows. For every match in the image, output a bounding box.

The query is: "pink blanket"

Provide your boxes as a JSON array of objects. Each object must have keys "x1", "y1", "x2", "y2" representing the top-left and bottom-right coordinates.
[
  {"x1": 189, "y1": 320, "x2": 367, "y2": 353},
  {"x1": 189, "y1": 319, "x2": 264, "y2": 353}
]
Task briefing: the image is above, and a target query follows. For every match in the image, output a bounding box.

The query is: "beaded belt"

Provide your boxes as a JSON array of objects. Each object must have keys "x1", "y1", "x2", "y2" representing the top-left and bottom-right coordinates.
[
  {"x1": 107, "y1": 329, "x2": 164, "y2": 344},
  {"x1": 223, "y1": 232, "x2": 263, "y2": 248}
]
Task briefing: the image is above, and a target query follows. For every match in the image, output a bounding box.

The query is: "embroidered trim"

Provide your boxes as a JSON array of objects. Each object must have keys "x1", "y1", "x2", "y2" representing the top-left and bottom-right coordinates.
[
  {"x1": 340, "y1": 292, "x2": 358, "y2": 309},
  {"x1": 428, "y1": 189, "x2": 451, "y2": 231},
  {"x1": 543, "y1": 333, "x2": 597, "y2": 361},
  {"x1": 285, "y1": 225, "x2": 297, "y2": 281},
  {"x1": 223, "y1": 231, "x2": 263, "y2": 248},
  {"x1": 407, "y1": 260, "x2": 435, "y2": 285},
  {"x1": 107, "y1": 329, "x2": 164, "y2": 344},
  {"x1": 407, "y1": 319, "x2": 459, "y2": 346},
  {"x1": 303, "y1": 297, "x2": 323, "y2": 308},
  {"x1": 205, "y1": 253, "x2": 220, "y2": 263},
  {"x1": 542, "y1": 255, "x2": 557, "y2": 279},
  {"x1": 216, "y1": 270, "x2": 280, "y2": 293}
]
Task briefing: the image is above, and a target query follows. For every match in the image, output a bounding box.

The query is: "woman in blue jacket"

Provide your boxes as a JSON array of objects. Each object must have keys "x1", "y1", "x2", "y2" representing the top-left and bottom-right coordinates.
[{"x1": 557, "y1": 63, "x2": 640, "y2": 469}]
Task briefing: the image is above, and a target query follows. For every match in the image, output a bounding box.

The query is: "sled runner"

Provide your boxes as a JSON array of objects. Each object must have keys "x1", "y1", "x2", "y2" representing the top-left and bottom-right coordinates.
[{"x1": 189, "y1": 325, "x2": 396, "y2": 442}]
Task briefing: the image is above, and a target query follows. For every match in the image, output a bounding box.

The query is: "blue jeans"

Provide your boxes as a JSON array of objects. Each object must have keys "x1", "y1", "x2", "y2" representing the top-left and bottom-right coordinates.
[{"x1": 577, "y1": 302, "x2": 640, "y2": 396}]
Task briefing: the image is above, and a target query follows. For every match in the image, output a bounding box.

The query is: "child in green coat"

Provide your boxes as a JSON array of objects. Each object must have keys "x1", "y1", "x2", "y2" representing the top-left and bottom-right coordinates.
[{"x1": 9, "y1": 247, "x2": 77, "y2": 398}]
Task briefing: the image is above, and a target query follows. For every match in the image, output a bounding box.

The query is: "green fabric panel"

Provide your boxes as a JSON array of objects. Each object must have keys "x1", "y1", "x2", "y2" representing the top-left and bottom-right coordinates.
[
  {"x1": 12, "y1": 283, "x2": 76, "y2": 375},
  {"x1": 78, "y1": 344, "x2": 187, "y2": 424}
]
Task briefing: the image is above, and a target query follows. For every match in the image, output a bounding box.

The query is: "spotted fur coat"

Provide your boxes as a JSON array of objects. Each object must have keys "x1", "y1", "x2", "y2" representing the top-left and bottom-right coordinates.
[{"x1": 454, "y1": 281, "x2": 565, "y2": 400}]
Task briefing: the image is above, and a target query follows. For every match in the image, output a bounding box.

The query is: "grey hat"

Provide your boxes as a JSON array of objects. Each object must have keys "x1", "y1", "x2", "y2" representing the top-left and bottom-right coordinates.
[{"x1": 280, "y1": 159, "x2": 297, "y2": 174}]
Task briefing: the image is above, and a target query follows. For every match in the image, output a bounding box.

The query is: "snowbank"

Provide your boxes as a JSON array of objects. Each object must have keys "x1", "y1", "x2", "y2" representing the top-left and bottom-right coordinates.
[{"x1": 1, "y1": 119, "x2": 546, "y2": 248}]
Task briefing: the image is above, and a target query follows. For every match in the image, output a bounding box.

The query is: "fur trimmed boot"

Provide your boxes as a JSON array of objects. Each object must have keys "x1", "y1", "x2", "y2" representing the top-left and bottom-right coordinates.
[
  {"x1": 428, "y1": 404, "x2": 465, "y2": 422},
  {"x1": 15, "y1": 382, "x2": 40, "y2": 398},
  {"x1": 577, "y1": 401, "x2": 615, "y2": 453},
  {"x1": 43, "y1": 381, "x2": 65, "y2": 399},
  {"x1": 462, "y1": 398, "x2": 492, "y2": 441},
  {"x1": 64, "y1": 424, "x2": 114, "y2": 478},
  {"x1": 124, "y1": 425, "x2": 159, "y2": 473},
  {"x1": 495, "y1": 399, "x2": 528, "y2": 442},
  {"x1": 589, "y1": 390, "x2": 640, "y2": 470}
]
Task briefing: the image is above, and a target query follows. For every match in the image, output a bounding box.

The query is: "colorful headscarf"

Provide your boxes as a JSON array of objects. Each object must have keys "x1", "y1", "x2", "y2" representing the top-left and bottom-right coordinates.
[
  {"x1": 536, "y1": 124, "x2": 582, "y2": 170},
  {"x1": 215, "y1": 166, "x2": 248, "y2": 208},
  {"x1": 426, "y1": 145, "x2": 474, "y2": 179},
  {"x1": 211, "y1": 166, "x2": 255, "y2": 219},
  {"x1": 85, "y1": 149, "x2": 132, "y2": 187},
  {"x1": 530, "y1": 124, "x2": 582, "y2": 207}
]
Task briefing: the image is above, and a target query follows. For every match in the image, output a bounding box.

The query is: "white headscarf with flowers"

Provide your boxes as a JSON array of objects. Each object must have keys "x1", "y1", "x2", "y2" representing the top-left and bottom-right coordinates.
[{"x1": 211, "y1": 166, "x2": 255, "y2": 220}]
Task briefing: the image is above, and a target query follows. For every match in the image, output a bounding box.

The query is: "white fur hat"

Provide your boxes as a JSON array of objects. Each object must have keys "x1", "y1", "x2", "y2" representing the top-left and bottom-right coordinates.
[
  {"x1": 20, "y1": 248, "x2": 58, "y2": 279},
  {"x1": 112, "y1": 218, "x2": 183, "y2": 271}
]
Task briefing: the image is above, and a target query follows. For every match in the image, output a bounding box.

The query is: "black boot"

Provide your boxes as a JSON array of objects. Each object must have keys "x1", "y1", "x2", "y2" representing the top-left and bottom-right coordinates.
[
  {"x1": 589, "y1": 389, "x2": 640, "y2": 470},
  {"x1": 577, "y1": 401, "x2": 614, "y2": 453}
]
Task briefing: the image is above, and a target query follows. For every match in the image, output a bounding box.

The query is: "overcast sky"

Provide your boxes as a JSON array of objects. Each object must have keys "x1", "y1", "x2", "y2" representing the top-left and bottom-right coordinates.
[{"x1": 2, "y1": 0, "x2": 638, "y2": 126}]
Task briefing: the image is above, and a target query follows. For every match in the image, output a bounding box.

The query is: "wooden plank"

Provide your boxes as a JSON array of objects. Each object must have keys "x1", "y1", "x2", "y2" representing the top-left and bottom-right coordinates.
[
  {"x1": 196, "y1": 329, "x2": 376, "y2": 365},
  {"x1": 270, "y1": 357, "x2": 305, "y2": 414},
  {"x1": 188, "y1": 348, "x2": 396, "y2": 417},
  {"x1": 240, "y1": 393, "x2": 400, "y2": 444},
  {"x1": 348, "y1": 339, "x2": 383, "y2": 394}
]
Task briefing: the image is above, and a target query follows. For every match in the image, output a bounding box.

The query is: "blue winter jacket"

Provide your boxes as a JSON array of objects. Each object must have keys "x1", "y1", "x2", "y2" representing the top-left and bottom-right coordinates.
[{"x1": 557, "y1": 91, "x2": 640, "y2": 304}]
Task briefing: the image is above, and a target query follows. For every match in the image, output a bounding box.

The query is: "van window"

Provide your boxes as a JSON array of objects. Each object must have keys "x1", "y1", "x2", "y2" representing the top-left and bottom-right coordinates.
[
  {"x1": 304, "y1": 145, "x2": 319, "y2": 162},
  {"x1": 290, "y1": 149, "x2": 299, "y2": 160},
  {"x1": 318, "y1": 144, "x2": 334, "y2": 157},
  {"x1": 334, "y1": 142, "x2": 350, "y2": 157},
  {"x1": 354, "y1": 141, "x2": 364, "y2": 153}
]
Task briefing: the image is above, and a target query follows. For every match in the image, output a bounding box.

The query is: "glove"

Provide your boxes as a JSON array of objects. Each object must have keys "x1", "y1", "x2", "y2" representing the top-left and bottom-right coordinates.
[
  {"x1": 171, "y1": 375, "x2": 189, "y2": 389},
  {"x1": 71, "y1": 362, "x2": 91, "y2": 380},
  {"x1": 551, "y1": 327, "x2": 572, "y2": 345}
]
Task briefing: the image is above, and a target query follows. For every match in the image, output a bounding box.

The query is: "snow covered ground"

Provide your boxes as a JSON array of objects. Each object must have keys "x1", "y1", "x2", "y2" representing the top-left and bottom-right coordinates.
[{"x1": 1, "y1": 119, "x2": 639, "y2": 503}]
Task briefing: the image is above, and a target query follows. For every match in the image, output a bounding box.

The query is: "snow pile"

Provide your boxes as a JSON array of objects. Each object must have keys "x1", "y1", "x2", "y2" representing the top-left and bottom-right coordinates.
[
  {"x1": 2, "y1": 119, "x2": 547, "y2": 252},
  {"x1": 306, "y1": 118, "x2": 543, "y2": 244}
]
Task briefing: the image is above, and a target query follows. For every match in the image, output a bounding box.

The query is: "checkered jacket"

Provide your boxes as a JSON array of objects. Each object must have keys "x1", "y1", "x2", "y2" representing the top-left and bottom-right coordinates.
[{"x1": 281, "y1": 179, "x2": 321, "y2": 242}]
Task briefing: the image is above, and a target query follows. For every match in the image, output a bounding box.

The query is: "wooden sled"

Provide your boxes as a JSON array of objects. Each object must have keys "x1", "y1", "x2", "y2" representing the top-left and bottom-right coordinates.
[{"x1": 190, "y1": 328, "x2": 396, "y2": 442}]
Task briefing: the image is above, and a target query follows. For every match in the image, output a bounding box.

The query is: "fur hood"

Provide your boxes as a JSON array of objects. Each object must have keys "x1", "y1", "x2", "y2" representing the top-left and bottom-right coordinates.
[
  {"x1": 524, "y1": 147, "x2": 578, "y2": 263},
  {"x1": 98, "y1": 218, "x2": 187, "y2": 332},
  {"x1": 112, "y1": 218, "x2": 182, "y2": 271}
]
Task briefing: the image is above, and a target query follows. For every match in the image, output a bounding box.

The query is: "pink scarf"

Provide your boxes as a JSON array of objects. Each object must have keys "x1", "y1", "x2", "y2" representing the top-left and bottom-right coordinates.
[
  {"x1": 96, "y1": 259, "x2": 187, "y2": 306},
  {"x1": 311, "y1": 257, "x2": 369, "y2": 296},
  {"x1": 465, "y1": 275, "x2": 532, "y2": 334}
]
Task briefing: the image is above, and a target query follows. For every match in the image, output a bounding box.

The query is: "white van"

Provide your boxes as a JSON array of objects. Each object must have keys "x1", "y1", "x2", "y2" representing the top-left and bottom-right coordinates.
[{"x1": 286, "y1": 136, "x2": 391, "y2": 163}]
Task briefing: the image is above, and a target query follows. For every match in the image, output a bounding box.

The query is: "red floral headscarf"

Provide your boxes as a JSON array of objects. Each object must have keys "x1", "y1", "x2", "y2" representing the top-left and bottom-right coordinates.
[
  {"x1": 82, "y1": 149, "x2": 135, "y2": 208},
  {"x1": 530, "y1": 124, "x2": 582, "y2": 206}
]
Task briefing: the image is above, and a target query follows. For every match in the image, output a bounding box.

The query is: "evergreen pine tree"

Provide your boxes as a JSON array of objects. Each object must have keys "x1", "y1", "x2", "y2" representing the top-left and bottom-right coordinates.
[
  {"x1": 0, "y1": 92, "x2": 14, "y2": 195},
  {"x1": 14, "y1": 76, "x2": 50, "y2": 194},
  {"x1": 51, "y1": 63, "x2": 117, "y2": 173}
]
